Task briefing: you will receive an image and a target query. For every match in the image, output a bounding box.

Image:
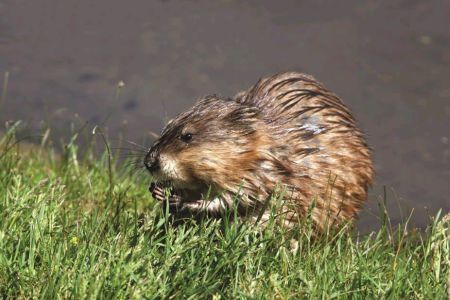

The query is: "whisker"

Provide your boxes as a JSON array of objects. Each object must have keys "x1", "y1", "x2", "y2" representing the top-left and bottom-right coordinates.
[
  {"x1": 148, "y1": 130, "x2": 160, "y2": 140},
  {"x1": 112, "y1": 147, "x2": 147, "y2": 153},
  {"x1": 122, "y1": 159, "x2": 145, "y2": 166},
  {"x1": 117, "y1": 154, "x2": 146, "y2": 159},
  {"x1": 124, "y1": 140, "x2": 149, "y2": 150},
  {"x1": 121, "y1": 159, "x2": 146, "y2": 170}
]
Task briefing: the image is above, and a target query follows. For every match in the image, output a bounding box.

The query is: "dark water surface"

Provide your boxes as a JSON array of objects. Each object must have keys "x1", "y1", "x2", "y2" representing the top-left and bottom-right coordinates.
[{"x1": 1, "y1": 0, "x2": 449, "y2": 230}]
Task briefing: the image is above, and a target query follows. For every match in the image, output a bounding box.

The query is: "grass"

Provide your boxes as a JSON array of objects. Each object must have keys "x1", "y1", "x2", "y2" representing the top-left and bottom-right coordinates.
[{"x1": 0, "y1": 123, "x2": 448, "y2": 299}]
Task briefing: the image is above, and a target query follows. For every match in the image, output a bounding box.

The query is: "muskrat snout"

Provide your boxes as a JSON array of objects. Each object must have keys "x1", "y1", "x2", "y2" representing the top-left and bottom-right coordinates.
[{"x1": 144, "y1": 150, "x2": 160, "y2": 173}]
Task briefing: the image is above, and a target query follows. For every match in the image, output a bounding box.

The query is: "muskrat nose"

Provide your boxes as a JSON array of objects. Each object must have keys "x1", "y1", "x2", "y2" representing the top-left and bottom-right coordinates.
[{"x1": 144, "y1": 151, "x2": 160, "y2": 173}]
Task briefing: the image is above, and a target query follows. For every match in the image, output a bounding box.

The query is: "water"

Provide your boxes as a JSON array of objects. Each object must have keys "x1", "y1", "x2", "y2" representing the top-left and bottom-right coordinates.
[{"x1": 1, "y1": 0, "x2": 449, "y2": 230}]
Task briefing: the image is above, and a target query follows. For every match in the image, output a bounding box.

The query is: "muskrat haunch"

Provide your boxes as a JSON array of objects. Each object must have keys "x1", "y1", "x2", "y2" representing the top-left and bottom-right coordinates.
[{"x1": 144, "y1": 72, "x2": 374, "y2": 231}]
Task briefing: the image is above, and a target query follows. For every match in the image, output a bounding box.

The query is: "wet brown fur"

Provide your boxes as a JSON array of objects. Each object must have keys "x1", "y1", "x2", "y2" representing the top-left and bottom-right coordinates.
[{"x1": 145, "y1": 72, "x2": 374, "y2": 231}]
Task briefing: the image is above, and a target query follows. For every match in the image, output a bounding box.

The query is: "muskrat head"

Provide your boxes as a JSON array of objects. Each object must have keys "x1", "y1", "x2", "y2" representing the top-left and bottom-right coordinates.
[{"x1": 144, "y1": 95, "x2": 264, "y2": 194}]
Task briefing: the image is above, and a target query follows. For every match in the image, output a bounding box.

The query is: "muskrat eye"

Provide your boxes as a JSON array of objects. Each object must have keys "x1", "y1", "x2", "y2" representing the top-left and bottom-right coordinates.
[{"x1": 180, "y1": 133, "x2": 193, "y2": 143}]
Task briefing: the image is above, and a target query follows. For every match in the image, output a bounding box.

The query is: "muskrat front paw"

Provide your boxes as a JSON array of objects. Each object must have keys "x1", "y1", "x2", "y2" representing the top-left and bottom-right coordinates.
[
  {"x1": 166, "y1": 195, "x2": 184, "y2": 211},
  {"x1": 149, "y1": 182, "x2": 182, "y2": 207},
  {"x1": 149, "y1": 182, "x2": 166, "y2": 201}
]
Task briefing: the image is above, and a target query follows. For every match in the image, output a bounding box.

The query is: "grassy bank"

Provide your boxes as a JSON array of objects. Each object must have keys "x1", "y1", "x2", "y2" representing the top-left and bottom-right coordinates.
[{"x1": 0, "y1": 125, "x2": 448, "y2": 299}]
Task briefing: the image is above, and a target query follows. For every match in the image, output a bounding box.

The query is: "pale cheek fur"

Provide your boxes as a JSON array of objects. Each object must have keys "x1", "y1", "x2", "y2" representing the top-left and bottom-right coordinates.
[{"x1": 160, "y1": 155, "x2": 184, "y2": 181}]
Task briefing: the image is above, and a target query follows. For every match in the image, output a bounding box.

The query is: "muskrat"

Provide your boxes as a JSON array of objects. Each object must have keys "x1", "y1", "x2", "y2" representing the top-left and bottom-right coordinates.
[{"x1": 144, "y1": 72, "x2": 373, "y2": 231}]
